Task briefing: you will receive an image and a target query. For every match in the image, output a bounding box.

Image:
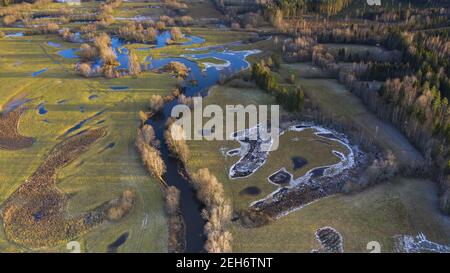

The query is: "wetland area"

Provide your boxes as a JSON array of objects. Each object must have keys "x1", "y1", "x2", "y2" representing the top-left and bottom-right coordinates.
[{"x1": 1, "y1": 0, "x2": 450, "y2": 254}]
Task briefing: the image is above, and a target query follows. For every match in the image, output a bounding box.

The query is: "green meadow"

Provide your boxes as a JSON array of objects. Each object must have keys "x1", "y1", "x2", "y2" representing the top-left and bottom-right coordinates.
[
  {"x1": 185, "y1": 83, "x2": 450, "y2": 252},
  {"x1": 0, "y1": 33, "x2": 174, "y2": 252}
]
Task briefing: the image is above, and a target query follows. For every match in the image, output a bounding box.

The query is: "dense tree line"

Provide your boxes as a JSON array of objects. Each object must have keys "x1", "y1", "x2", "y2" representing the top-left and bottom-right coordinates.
[
  {"x1": 191, "y1": 168, "x2": 232, "y2": 253},
  {"x1": 136, "y1": 124, "x2": 167, "y2": 184},
  {"x1": 165, "y1": 122, "x2": 190, "y2": 164}
]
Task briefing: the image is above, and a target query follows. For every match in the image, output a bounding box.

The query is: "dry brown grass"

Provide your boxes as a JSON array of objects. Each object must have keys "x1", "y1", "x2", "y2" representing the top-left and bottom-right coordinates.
[{"x1": 0, "y1": 107, "x2": 34, "y2": 150}]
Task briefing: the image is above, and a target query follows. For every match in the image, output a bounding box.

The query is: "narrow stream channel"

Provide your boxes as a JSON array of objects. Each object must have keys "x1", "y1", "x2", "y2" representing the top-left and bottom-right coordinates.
[{"x1": 146, "y1": 47, "x2": 259, "y2": 252}]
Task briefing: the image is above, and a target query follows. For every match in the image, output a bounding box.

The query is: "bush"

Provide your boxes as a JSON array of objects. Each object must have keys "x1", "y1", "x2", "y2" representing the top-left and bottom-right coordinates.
[
  {"x1": 0, "y1": 31, "x2": 4, "y2": 39},
  {"x1": 170, "y1": 27, "x2": 183, "y2": 41},
  {"x1": 60, "y1": 28, "x2": 75, "y2": 42},
  {"x1": 117, "y1": 22, "x2": 158, "y2": 44},
  {"x1": 103, "y1": 65, "x2": 119, "y2": 79},
  {"x1": 100, "y1": 47, "x2": 117, "y2": 65},
  {"x1": 141, "y1": 124, "x2": 159, "y2": 147},
  {"x1": 162, "y1": 61, "x2": 189, "y2": 78},
  {"x1": 28, "y1": 22, "x2": 60, "y2": 35},
  {"x1": 191, "y1": 168, "x2": 233, "y2": 253},
  {"x1": 160, "y1": 15, "x2": 175, "y2": 26},
  {"x1": 86, "y1": 33, "x2": 120, "y2": 78},
  {"x1": 205, "y1": 230, "x2": 232, "y2": 253},
  {"x1": 79, "y1": 24, "x2": 97, "y2": 34},
  {"x1": 138, "y1": 111, "x2": 149, "y2": 125},
  {"x1": 363, "y1": 151, "x2": 398, "y2": 185},
  {"x1": 238, "y1": 208, "x2": 272, "y2": 228},
  {"x1": 147, "y1": 27, "x2": 157, "y2": 42},
  {"x1": 3, "y1": 14, "x2": 19, "y2": 26},
  {"x1": 440, "y1": 188, "x2": 450, "y2": 215},
  {"x1": 94, "y1": 32, "x2": 111, "y2": 51},
  {"x1": 343, "y1": 151, "x2": 398, "y2": 194},
  {"x1": 156, "y1": 21, "x2": 166, "y2": 31},
  {"x1": 178, "y1": 94, "x2": 195, "y2": 108},
  {"x1": 165, "y1": 0, "x2": 188, "y2": 11},
  {"x1": 191, "y1": 168, "x2": 225, "y2": 208},
  {"x1": 179, "y1": 15, "x2": 193, "y2": 26}
]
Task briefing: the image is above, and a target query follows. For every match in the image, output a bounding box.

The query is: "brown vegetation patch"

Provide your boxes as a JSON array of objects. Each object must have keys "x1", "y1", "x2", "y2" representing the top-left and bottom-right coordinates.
[
  {"x1": 0, "y1": 107, "x2": 34, "y2": 150},
  {"x1": 244, "y1": 160, "x2": 366, "y2": 229},
  {"x1": 239, "y1": 186, "x2": 261, "y2": 196},
  {"x1": 0, "y1": 128, "x2": 135, "y2": 248},
  {"x1": 191, "y1": 168, "x2": 233, "y2": 253}
]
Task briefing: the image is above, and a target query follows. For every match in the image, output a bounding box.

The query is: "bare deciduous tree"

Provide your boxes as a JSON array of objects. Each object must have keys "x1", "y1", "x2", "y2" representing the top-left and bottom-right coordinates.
[
  {"x1": 149, "y1": 95, "x2": 165, "y2": 113},
  {"x1": 191, "y1": 168, "x2": 233, "y2": 253},
  {"x1": 165, "y1": 123, "x2": 190, "y2": 163}
]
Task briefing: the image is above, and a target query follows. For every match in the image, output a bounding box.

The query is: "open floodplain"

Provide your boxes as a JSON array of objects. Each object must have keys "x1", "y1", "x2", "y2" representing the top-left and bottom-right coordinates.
[{"x1": 1, "y1": 0, "x2": 450, "y2": 253}]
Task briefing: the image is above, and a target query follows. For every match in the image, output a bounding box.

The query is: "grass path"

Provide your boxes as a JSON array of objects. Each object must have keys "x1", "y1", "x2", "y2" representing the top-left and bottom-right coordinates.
[{"x1": 283, "y1": 63, "x2": 424, "y2": 166}]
